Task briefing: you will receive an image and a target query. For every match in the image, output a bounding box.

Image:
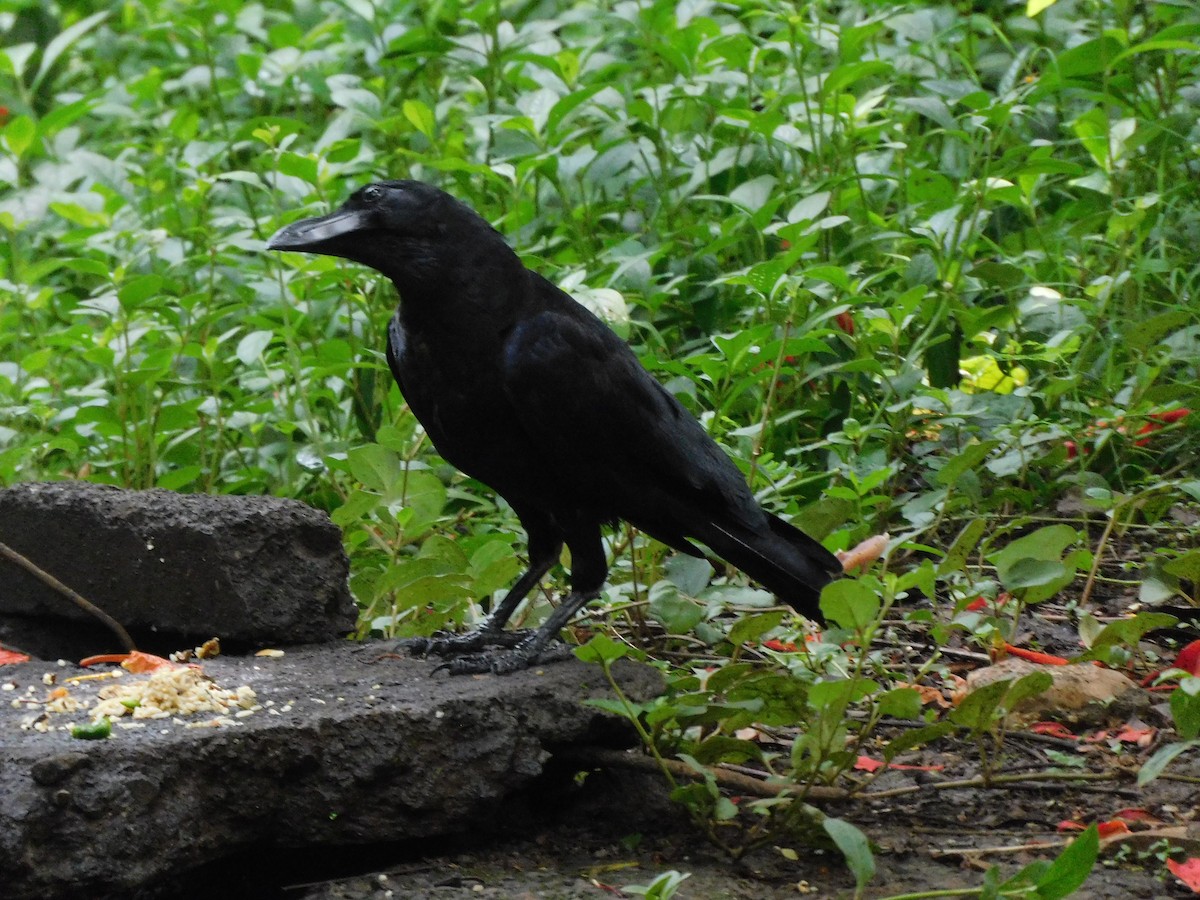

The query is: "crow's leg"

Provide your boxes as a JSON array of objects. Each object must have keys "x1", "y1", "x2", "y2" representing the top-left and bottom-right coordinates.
[
  {"x1": 438, "y1": 523, "x2": 605, "y2": 675},
  {"x1": 398, "y1": 520, "x2": 561, "y2": 658}
]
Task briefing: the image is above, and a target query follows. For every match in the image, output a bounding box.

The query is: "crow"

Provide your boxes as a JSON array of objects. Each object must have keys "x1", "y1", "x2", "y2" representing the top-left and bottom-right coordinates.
[{"x1": 268, "y1": 181, "x2": 841, "y2": 674}]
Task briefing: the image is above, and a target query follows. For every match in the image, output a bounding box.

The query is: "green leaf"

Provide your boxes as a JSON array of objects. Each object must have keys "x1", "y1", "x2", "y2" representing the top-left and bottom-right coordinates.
[
  {"x1": 31, "y1": 11, "x2": 110, "y2": 95},
  {"x1": 1001, "y1": 558, "x2": 1067, "y2": 591},
  {"x1": 819, "y1": 580, "x2": 880, "y2": 632},
  {"x1": 1165, "y1": 551, "x2": 1200, "y2": 584},
  {"x1": 1026, "y1": 0, "x2": 1057, "y2": 16},
  {"x1": 823, "y1": 817, "x2": 875, "y2": 891},
  {"x1": 574, "y1": 633, "x2": 629, "y2": 664},
  {"x1": 1138, "y1": 739, "x2": 1199, "y2": 786},
  {"x1": 664, "y1": 555, "x2": 713, "y2": 597},
  {"x1": 936, "y1": 441, "x2": 1001, "y2": 487},
  {"x1": 1004, "y1": 671, "x2": 1054, "y2": 709},
  {"x1": 236, "y1": 329, "x2": 273, "y2": 365},
  {"x1": 727, "y1": 610, "x2": 784, "y2": 647},
  {"x1": 938, "y1": 518, "x2": 987, "y2": 576},
  {"x1": 3, "y1": 115, "x2": 36, "y2": 158},
  {"x1": 402, "y1": 99, "x2": 436, "y2": 138},
  {"x1": 950, "y1": 679, "x2": 1010, "y2": 734},
  {"x1": 883, "y1": 721, "x2": 957, "y2": 760},
  {"x1": 692, "y1": 734, "x2": 763, "y2": 766},
  {"x1": 1170, "y1": 689, "x2": 1200, "y2": 741},
  {"x1": 278, "y1": 151, "x2": 319, "y2": 185},
  {"x1": 649, "y1": 586, "x2": 706, "y2": 634},
  {"x1": 1033, "y1": 824, "x2": 1098, "y2": 899},
  {"x1": 116, "y1": 274, "x2": 163, "y2": 309},
  {"x1": 878, "y1": 687, "x2": 922, "y2": 720},
  {"x1": 347, "y1": 443, "x2": 403, "y2": 493},
  {"x1": 1124, "y1": 310, "x2": 1192, "y2": 350},
  {"x1": 989, "y1": 525, "x2": 1079, "y2": 576}
]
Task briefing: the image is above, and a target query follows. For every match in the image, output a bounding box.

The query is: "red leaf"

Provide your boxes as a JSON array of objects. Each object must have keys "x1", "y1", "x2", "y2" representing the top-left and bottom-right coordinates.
[
  {"x1": 762, "y1": 639, "x2": 799, "y2": 653},
  {"x1": 1002, "y1": 643, "x2": 1070, "y2": 666},
  {"x1": 1114, "y1": 725, "x2": 1155, "y2": 746},
  {"x1": 0, "y1": 648, "x2": 31, "y2": 666},
  {"x1": 1176, "y1": 640, "x2": 1200, "y2": 676},
  {"x1": 1030, "y1": 721, "x2": 1077, "y2": 739},
  {"x1": 1168, "y1": 857, "x2": 1200, "y2": 892},
  {"x1": 1110, "y1": 808, "x2": 1162, "y2": 824},
  {"x1": 834, "y1": 311, "x2": 855, "y2": 335},
  {"x1": 1057, "y1": 820, "x2": 1085, "y2": 832},
  {"x1": 1153, "y1": 408, "x2": 1190, "y2": 424},
  {"x1": 1097, "y1": 820, "x2": 1132, "y2": 838},
  {"x1": 79, "y1": 651, "x2": 180, "y2": 673},
  {"x1": 854, "y1": 755, "x2": 885, "y2": 773}
]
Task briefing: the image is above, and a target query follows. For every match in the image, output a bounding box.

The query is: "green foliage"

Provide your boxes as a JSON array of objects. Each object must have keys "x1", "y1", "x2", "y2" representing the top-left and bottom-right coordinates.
[
  {"x1": 622, "y1": 870, "x2": 690, "y2": 899},
  {"x1": 4, "y1": 0, "x2": 1200, "y2": 891}
]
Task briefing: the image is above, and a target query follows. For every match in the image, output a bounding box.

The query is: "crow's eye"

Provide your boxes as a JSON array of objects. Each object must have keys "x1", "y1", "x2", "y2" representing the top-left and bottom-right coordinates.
[{"x1": 362, "y1": 185, "x2": 383, "y2": 203}]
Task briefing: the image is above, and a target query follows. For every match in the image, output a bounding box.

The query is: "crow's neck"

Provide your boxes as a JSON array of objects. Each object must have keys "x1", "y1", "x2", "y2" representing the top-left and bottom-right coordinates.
[{"x1": 389, "y1": 250, "x2": 532, "y2": 336}]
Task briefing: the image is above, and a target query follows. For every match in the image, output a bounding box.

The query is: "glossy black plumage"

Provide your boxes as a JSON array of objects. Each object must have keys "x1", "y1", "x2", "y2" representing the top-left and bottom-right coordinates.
[{"x1": 268, "y1": 180, "x2": 841, "y2": 673}]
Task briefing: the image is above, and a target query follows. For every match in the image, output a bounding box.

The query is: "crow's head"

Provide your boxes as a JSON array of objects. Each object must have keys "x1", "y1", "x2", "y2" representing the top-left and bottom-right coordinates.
[{"x1": 267, "y1": 180, "x2": 506, "y2": 286}]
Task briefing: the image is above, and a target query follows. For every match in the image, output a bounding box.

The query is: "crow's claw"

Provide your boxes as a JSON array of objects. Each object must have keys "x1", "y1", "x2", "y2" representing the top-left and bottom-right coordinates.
[
  {"x1": 432, "y1": 641, "x2": 574, "y2": 675},
  {"x1": 392, "y1": 628, "x2": 537, "y2": 659}
]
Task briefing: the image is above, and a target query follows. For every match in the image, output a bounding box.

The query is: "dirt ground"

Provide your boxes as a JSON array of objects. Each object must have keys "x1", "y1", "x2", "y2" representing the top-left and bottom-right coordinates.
[{"x1": 194, "y1": 756, "x2": 1198, "y2": 899}]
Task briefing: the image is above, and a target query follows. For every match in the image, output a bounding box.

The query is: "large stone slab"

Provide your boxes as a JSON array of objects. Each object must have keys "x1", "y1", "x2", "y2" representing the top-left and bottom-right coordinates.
[
  {"x1": 0, "y1": 642, "x2": 662, "y2": 899},
  {"x1": 0, "y1": 482, "x2": 355, "y2": 653}
]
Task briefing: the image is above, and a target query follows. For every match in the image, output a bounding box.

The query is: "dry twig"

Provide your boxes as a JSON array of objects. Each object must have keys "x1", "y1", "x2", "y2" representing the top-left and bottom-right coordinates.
[{"x1": 0, "y1": 540, "x2": 136, "y2": 652}]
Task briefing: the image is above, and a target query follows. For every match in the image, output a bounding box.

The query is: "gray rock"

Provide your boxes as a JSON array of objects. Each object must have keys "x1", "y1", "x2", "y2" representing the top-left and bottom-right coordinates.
[
  {"x1": 0, "y1": 642, "x2": 662, "y2": 899},
  {"x1": 0, "y1": 482, "x2": 355, "y2": 652}
]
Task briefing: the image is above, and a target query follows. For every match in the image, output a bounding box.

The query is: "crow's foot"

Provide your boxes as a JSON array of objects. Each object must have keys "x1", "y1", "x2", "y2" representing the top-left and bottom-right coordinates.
[
  {"x1": 394, "y1": 628, "x2": 536, "y2": 659},
  {"x1": 433, "y1": 640, "x2": 574, "y2": 675}
]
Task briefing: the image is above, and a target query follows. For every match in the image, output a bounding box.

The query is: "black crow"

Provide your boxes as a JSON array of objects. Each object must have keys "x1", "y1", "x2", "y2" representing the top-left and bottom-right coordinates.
[{"x1": 268, "y1": 181, "x2": 841, "y2": 674}]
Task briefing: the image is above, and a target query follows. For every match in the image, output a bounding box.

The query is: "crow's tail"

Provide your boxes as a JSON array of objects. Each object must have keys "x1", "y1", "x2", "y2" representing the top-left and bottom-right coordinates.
[{"x1": 697, "y1": 514, "x2": 842, "y2": 620}]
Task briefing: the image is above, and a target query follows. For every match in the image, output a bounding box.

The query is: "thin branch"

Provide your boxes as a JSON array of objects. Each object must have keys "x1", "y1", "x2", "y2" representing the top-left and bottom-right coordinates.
[
  {"x1": 560, "y1": 746, "x2": 847, "y2": 801},
  {"x1": 564, "y1": 747, "x2": 1125, "y2": 804},
  {"x1": 0, "y1": 540, "x2": 136, "y2": 652}
]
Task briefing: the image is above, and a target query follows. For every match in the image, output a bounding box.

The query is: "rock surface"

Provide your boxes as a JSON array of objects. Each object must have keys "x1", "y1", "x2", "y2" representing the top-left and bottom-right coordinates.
[
  {"x1": 0, "y1": 481, "x2": 356, "y2": 655},
  {"x1": 0, "y1": 642, "x2": 661, "y2": 900}
]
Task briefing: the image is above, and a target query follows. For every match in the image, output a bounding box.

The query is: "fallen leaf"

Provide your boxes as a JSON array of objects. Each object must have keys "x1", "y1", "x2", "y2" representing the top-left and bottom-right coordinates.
[
  {"x1": 1000, "y1": 643, "x2": 1070, "y2": 666},
  {"x1": 1059, "y1": 819, "x2": 1132, "y2": 838},
  {"x1": 1114, "y1": 724, "x2": 1155, "y2": 746},
  {"x1": 1168, "y1": 857, "x2": 1200, "y2": 892},
  {"x1": 79, "y1": 651, "x2": 182, "y2": 673},
  {"x1": 762, "y1": 639, "x2": 799, "y2": 653},
  {"x1": 964, "y1": 592, "x2": 1010, "y2": 613},
  {"x1": 855, "y1": 755, "x2": 885, "y2": 773},
  {"x1": 0, "y1": 648, "x2": 31, "y2": 666},
  {"x1": 1110, "y1": 808, "x2": 1163, "y2": 824},
  {"x1": 853, "y1": 755, "x2": 940, "y2": 774},
  {"x1": 1031, "y1": 721, "x2": 1077, "y2": 739},
  {"x1": 896, "y1": 681, "x2": 953, "y2": 709}
]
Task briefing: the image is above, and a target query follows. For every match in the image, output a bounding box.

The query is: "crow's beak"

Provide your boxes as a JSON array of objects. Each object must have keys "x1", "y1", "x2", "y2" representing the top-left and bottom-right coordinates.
[{"x1": 267, "y1": 208, "x2": 372, "y2": 252}]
